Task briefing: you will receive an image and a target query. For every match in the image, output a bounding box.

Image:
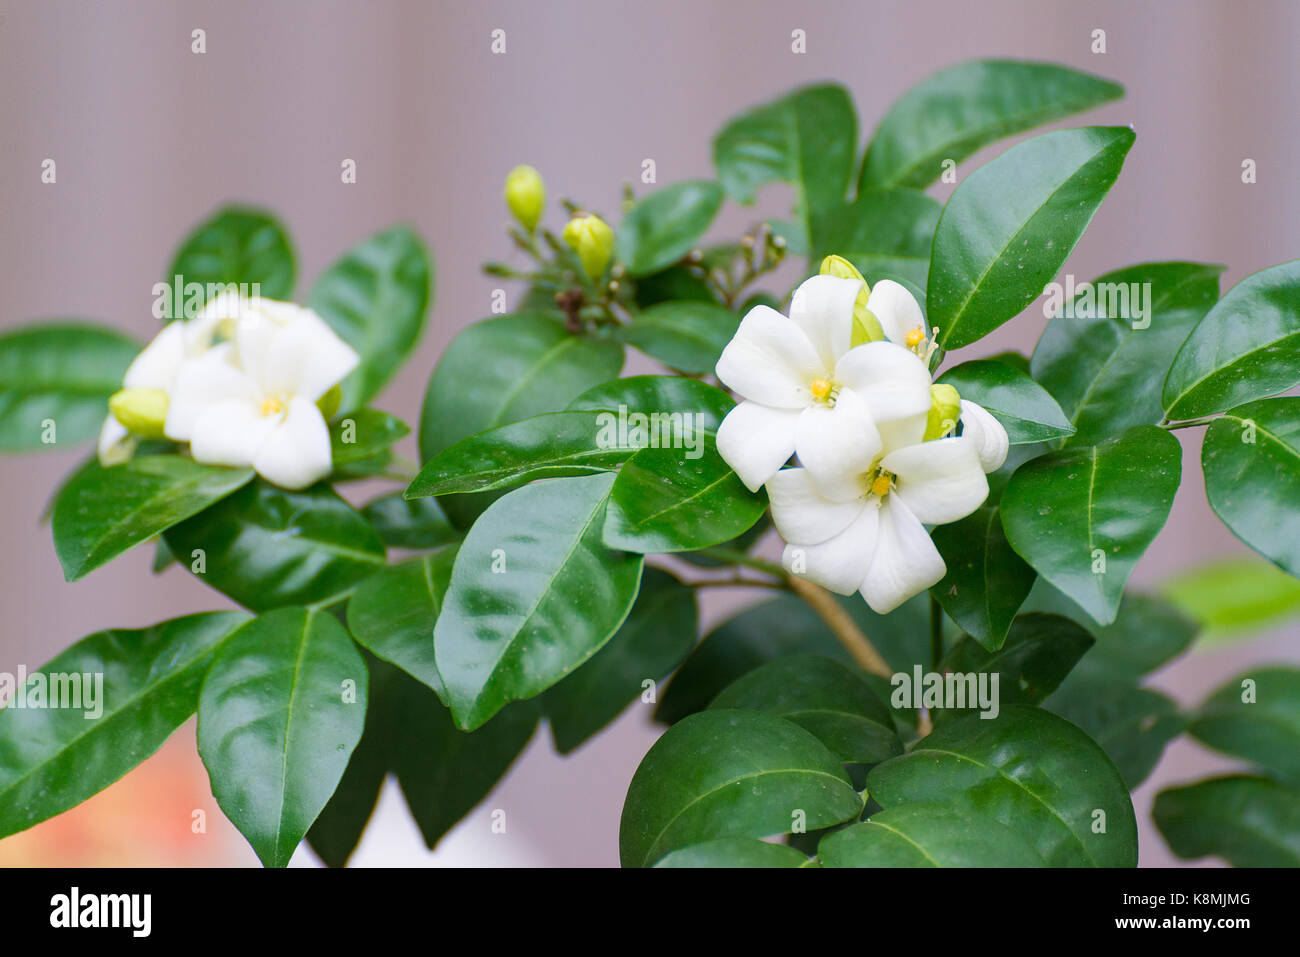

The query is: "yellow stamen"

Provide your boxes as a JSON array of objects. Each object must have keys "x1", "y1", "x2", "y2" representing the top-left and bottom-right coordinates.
[
  {"x1": 870, "y1": 474, "x2": 892, "y2": 497},
  {"x1": 905, "y1": 326, "x2": 926, "y2": 348},
  {"x1": 810, "y1": 377, "x2": 833, "y2": 400},
  {"x1": 260, "y1": 397, "x2": 286, "y2": 417}
]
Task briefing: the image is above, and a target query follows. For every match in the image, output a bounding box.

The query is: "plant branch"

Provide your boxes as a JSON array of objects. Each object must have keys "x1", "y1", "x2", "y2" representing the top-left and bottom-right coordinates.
[{"x1": 785, "y1": 576, "x2": 892, "y2": 679}]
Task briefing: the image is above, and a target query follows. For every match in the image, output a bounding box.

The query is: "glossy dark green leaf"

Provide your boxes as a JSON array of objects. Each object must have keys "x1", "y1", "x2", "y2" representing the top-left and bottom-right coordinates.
[
  {"x1": 1046, "y1": 680, "x2": 1184, "y2": 790},
  {"x1": 1031, "y1": 262, "x2": 1223, "y2": 445},
  {"x1": 166, "y1": 206, "x2": 295, "y2": 305},
  {"x1": 434, "y1": 473, "x2": 644, "y2": 730},
  {"x1": 928, "y1": 127, "x2": 1135, "y2": 350},
  {"x1": 809, "y1": 188, "x2": 941, "y2": 292},
  {"x1": 1000, "y1": 426, "x2": 1181, "y2": 625},
  {"x1": 867, "y1": 706, "x2": 1137, "y2": 866},
  {"x1": 653, "y1": 837, "x2": 810, "y2": 868},
  {"x1": 567, "y1": 374, "x2": 734, "y2": 432},
  {"x1": 616, "y1": 181, "x2": 724, "y2": 276},
  {"x1": 930, "y1": 505, "x2": 1036, "y2": 650},
  {"x1": 1190, "y1": 667, "x2": 1300, "y2": 786},
  {"x1": 603, "y1": 442, "x2": 765, "y2": 553},
  {"x1": 52, "y1": 455, "x2": 255, "y2": 581},
  {"x1": 329, "y1": 409, "x2": 409, "y2": 466},
  {"x1": 360, "y1": 492, "x2": 458, "y2": 550},
  {"x1": 619, "y1": 709, "x2": 863, "y2": 867},
  {"x1": 418, "y1": 312, "x2": 625, "y2": 463},
  {"x1": 938, "y1": 359, "x2": 1074, "y2": 444},
  {"x1": 819, "y1": 803, "x2": 1044, "y2": 867},
  {"x1": 309, "y1": 226, "x2": 432, "y2": 410},
  {"x1": 713, "y1": 84, "x2": 856, "y2": 229},
  {"x1": 1202, "y1": 398, "x2": 1300, "y2": 577},
  {"x1": 0, "y1": 611, "x2": 250, "y2": 840},
  {"x1": 408, "y1": 411, "x2": 635, "y2": 498},
  {"x1": 657, "y1": 593, "x2": 931, "y2": 724},
  {"x1": 0, "y1": 321, "x2": 140, "y2": 450},
  {"x1": 1163, "y1": 260, "x2": 1300, "y2": 419},
  {"x1": 1154, "y1": 776, "x2": 1300, "y2": 867},
  {"x1": 939, "y1": 613, "x2": 1094, "y2": 708},
  {"x1": 708, "y1": 655, "x2": 901, "y2": 763},
  {"x1": 347, "y1": 549, "x2": 457, "y2": 695},
  {"x1": 164, "y1": 480, "x2": 385, "y2": 611},
  {"x1": 858, "y1": 59, "x2": 1124, "y2": 190},
  {"x1": 617, "y1": 301, "x2": 738, "y2": 374},
  {"x1": 544, "y1": 568, "x2": 697, "y2": 754},
  {"x1": 633, "y1": 264, "x2": 716, "y2": 308}
]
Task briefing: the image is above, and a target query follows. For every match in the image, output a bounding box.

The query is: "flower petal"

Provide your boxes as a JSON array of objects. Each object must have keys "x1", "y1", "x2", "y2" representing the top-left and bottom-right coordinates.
[
  {"x1": 715, "y1": 400, "x2": 801, "y2": 491},
  {"x1": 860, "y1": 495, "x2": 946, "y2": 614},
  {"x1": 122, "y1": 322, "x2": 186, "y2": 391},
  {"x1": 253, "y1": 397, "x2": 333, "y2": 490},
  {"x1": 960, "y1": 399, "x2": 1010, "y2": 473},
  {"x1": 789, "y1": 274, "x2": 861, "y2": 369},
  {"x1": 189, "y1": 398, "x2": 279, "y2": 468},
  {"x1": 794, "y1": 388, "x2": 882, "y2": 503},
  {"x1": 767, "y1": 467, "x2": 867, "y2": 545},
  {"x1": 97, "y1": 415, "x2": 136, "y2": 466},
  {"x1": 782, "y1": 500, "x2": 880, "y2": 596},
  {"x1": 164, "y1": 344, "x2": 260, "y2": 441},
  {"x1": 834, "y1": 341, "x2": 932, "y2": 428},
  {"x1": 239, "y1": 306, "x2": 360, "y2": 401},
  {"x1": 715, "y1": 305, "x2": 824, "y2": 408},
  {"x1": 866, "y1": 279, "x2": 926, "y2": 347},
  {"x1": 882, "y1": 436, "x2": 989, "y2": 525}
]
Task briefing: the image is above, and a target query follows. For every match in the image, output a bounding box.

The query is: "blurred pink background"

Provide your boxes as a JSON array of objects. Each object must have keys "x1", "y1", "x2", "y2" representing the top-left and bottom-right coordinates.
[{"x1": 1, "y1": 0, "x2": 1297, "y2": 866}]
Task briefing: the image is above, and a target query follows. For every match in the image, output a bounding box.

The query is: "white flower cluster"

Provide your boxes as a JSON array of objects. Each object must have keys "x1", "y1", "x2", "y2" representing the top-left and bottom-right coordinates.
[
  {"x1": 98, "y1": 295, "x2": 359, "y2": 490},
  {"x1": 714, "y1": 271, "x2": 1009, "y2": 613}
]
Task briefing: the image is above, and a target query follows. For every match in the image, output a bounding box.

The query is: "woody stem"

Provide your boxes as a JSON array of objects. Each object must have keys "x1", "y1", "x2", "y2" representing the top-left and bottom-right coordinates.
[{"x1": 785, "y1": 576, "x2": 892, "y2": 679}]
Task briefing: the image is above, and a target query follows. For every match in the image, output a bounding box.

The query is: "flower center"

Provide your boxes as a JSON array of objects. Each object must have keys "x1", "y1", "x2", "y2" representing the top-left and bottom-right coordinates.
[
  {"x1": 809, "y1": 376, "x2": 840, "y2": 406},
  {"x1": 870, "y1": 473, "x2": 892, "y2": 497},
  {"x1": 905, "y1": 326, "x2": 926, "y2": 348},
  {"x1": 260, "y1": 396, "x2": 287, "y2": 418}
]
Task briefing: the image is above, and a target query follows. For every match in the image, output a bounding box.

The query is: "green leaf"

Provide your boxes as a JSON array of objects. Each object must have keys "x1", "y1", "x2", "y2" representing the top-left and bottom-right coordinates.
[
  {"x1": 0, "y1": 611, "x2": 250, "y2": 840},
  {"x1": 619, "y1": 709, "x2": 863, "y2": 867},
  {"x1": 544, "y1": 567, "x2": 697, "y2": 753},
  {"x1": 329, "y1": 409, "x2": 409, "y2": 467},
  {"x1": 166, "y1": 206, "x2": 295, "y2": 305},
  {"x1": 52, "y1": 455, "x2": 255, "y2": 581},
  {"x1": 603, "y1": 440, "x2": 765, "y2": 554},
  {"x1": 819, "y1": 804, "x2": 1044, "y2": 867},
  {"x1": 347, "y1": 549, "x2": 455, "y2": 694},
  {"x1": 308, "y1": 226, "x2": 432, "y2": 411},
  {"x1": 809, "y1": 189, "x2": 941, "y2": 292},
  {"x1": 408, "y1": 411, "x2": 637, "y2": 498},
  {"x1": 1031, "y1": 262, "x2": 1223, "y2": 445},
  {"x1": 1190, "y1": 667, "x2": 1300, "y2": 786},
  {"x1": 939, "y1": 613, "x2": 1094, "y2": 708},
  {"x1": 1163, "y1": 260, "x2": 1300, "y2": 419},
  {"x1": 387, "y1": 669, "x2": 538, "y2": 850},
  {"x1": 937, "y1": 359, "x2": 1075, "y2": 444},
  {"x1": 1045, "y1": 680, "x2": 1184, "y2": 790},
  {"x1": 1161, "y1": 556, "x2": 1300, "y2": 642},
  {"x1": 616, "y1": 181, "x2": 724, "y2": 276},
  {"x1": 617, "y1": 301, "x2": 739, "y2": 374},
  {"x1": 1000, "y1": 426, "x2": 1181, "y2": 625},
  {"x1": 164, "y1": 480, "x2": 385, "y2": 611},
  {"x1": 0, "y1": 321, "x2": 140, "y2": 450},
  {"x1": 867, "y1": 706, "x2": 1137, "y2": 866},
  {"x1": 708, "y1": 654, "x2": 902, "y2": 763},
  {"x1": 633, "y1": 265, "x2": 715, "y2": 308},
  {"x1": 360, "y1": 492, "x2": 458, "y2": 550},
  {"x1": 198, "y1": 607, "x2": 367, "y2": 867},
  {"x1": 567, "y1": 374, "x2": 734, "y2": 431},
  {"x1": 434, "y1": 473, "x2": 643, "y2": 730},
  {"x1": 713, "y1": 84, "x2": 857, "y2": 233},
  {"x1": 928, "y1": 127, "x2": 1135, "y2": 350},
  {"x1": 419, "y1": 313, "x2": 625, "y2": 463},
  {"x1": 1154, "y1": 776, "x2": 1300, "y2": 867},
  {"x1": 653, "y1": 837, "x2": 810, "y2": 868},
  {"x1": 930, "y1": 505, "x2": 1036, "y2": 650},
  {"x1": 1202, "y1": 398, "x2": 1300, "y2": 577},
  {"x1": 858, "y1": 59, "x2": 1124, "y2": 190}
]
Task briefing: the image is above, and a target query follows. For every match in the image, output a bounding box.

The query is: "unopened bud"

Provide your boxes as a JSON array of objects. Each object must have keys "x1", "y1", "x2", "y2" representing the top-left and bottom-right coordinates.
[
  {"x1": 923, "y1": 384, "x2": 962, "y2": 441},
  {"x1": 108, "y1": 388, "x2": 169, "y2": 438},
  {"x1": 563, "y1": 214, "x2": 615, "y2": 279},
  {"x1": 504, "y1": 165, "x2": 546, "y2": 232}
]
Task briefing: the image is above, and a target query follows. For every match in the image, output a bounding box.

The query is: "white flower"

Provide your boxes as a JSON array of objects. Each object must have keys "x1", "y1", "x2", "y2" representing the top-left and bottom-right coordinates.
[
  {"x1": 863, "y1": 278, "x2": 933, "y2": 352},
  {"x1": 165, "y1": 300, "x2": 358, "y2": 489},
  {"x1": 714, "y1": 274, "x2": 933, "y2": 491},
  {"x1": 957, "y1": 399, "x2": 1009, "y2": 472}
]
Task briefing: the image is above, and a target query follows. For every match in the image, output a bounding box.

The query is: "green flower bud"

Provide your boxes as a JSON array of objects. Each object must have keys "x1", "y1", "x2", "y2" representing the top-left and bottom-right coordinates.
[
  {"x1": 317, "y1": 384, "x2": 342, "y2": 422},
  {"x1": 923, "y1": 383, "x2": 962, "y2": 441},
  {"x1": 563, "y1": 214, "x2": 615, "y2": 279},
  {"x1": 108, "y1": 387, "x2": 169, "y2": 439},
  {"x1": 504, "y1": 165, "x2": 546, "y2": 232},
  {"x1": 818, "y1": 256, "x2": 882, "y2": 347},
  {"x1": 819, "y1": 255, "x2": 865, "y2": 283}
]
